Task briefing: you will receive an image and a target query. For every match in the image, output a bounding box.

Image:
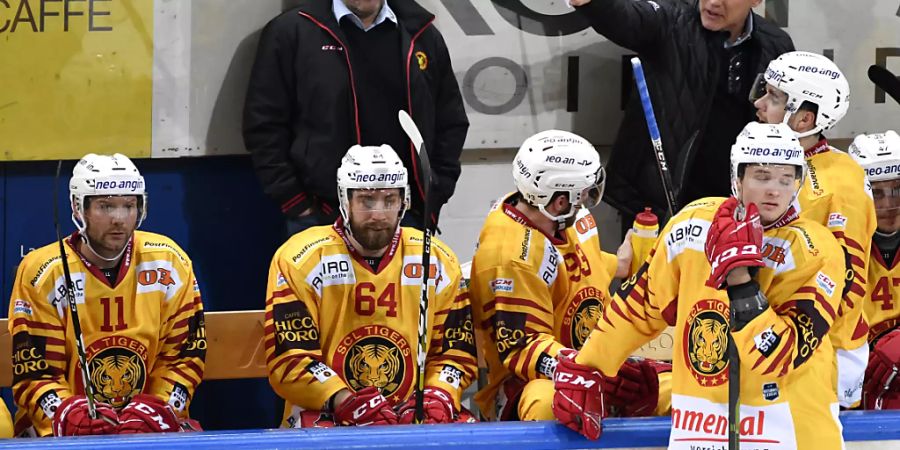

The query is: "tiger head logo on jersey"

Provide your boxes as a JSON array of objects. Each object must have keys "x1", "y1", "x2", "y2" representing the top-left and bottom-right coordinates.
[
  {"x1": 90, "y1": 354, "x2": 144, "y2": 408},
  {"x1": 562, "y1": 286, "x2": 604, "y2": 349},
  {"x1": 81, "y1": 336, "x2": 149, "y2": 408},
  {"x1": 683, "y1": 299, "x2": 730, "y2": 387},
  {"x1": 333, "y1": 325, "x2": 414, "y2": 403},
  {"x1": 347, "y1": 344, "x2": 401, "y2": 393}
]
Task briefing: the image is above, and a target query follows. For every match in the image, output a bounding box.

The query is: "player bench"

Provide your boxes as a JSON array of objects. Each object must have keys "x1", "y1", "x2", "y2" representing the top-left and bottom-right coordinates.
[{"x1": 0, "y1": 310, "x2": 268, "y2": 387}]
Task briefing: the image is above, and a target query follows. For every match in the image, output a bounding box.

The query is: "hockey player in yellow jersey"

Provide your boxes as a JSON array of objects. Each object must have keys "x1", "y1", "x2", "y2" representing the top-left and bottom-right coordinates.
[
  {"x1": 849, "y1": 130, "x2": 900, "y2": 410},
  {"x1": 470, "y1": 130, "x2": 672, "y2": 423},
  {"x1": 264, "y1": 144, "x2": 477, "y2": 427},
  {"x1": 9, "y1": 154, "x2": 207, "y2": 437},
  {"x1": 554, "y1": 122, "x2": 846, "y2": 448},
  {"x1": 754, "y1": 51, "x2": 875, "y2": 407}
]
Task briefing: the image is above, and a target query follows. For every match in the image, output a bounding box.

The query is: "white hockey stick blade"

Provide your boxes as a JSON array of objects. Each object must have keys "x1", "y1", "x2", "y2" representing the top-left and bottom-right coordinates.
[{"x1": 398, "y1": 110, "x2": 425, "y2": 155}]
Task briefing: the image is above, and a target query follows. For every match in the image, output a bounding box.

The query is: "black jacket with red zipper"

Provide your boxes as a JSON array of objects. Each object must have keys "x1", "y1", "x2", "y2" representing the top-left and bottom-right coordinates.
[{"x1": 242, "y1": 0, "x2": 469, "y2": 225}]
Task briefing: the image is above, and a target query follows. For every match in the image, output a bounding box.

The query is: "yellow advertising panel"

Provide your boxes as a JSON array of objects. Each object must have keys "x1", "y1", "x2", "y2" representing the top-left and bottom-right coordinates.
[{"x1": 0, "y1": 0, "x2": 153, "y2": 160}]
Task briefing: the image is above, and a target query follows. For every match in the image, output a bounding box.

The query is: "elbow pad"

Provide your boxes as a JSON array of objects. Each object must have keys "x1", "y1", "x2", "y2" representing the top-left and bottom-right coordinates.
[{"x1": 727, "y1": 281, "x2": 769, "y2": 332}]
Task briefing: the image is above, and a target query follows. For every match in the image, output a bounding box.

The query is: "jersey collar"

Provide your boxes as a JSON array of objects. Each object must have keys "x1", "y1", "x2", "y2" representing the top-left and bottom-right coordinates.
[
  {"x1": 67, "y1": 232, "x2": 135, "y2": 288},
  {"x1": 332, "y1": 217, "x2": 402, "y2": 275},
  {"x1": 502, "y1": 196, "x2": 567, "y2": 245},
  {"x1": 804, "y1": 138, "x2": 830, "y2": 158}
]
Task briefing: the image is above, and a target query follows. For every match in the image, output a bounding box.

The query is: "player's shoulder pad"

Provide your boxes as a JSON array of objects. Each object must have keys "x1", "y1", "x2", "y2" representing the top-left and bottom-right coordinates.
[
  {"x1": 680, "y1": 197, "x2": 725, "y2": 214},
  {"x1": 779, "y1": 218, "x2": 841, "y2": 263},
  {"x1": 279, "y1": 225, "x2": 340, "y2": 268},
  {"x1": 17, "y1": 241, "x2": 67, "y2": 290},
  {"x1": 401, "y1": 227, "x2": 458, "y2": 264},
  {"x1": 136, "y1": 231, "x2": 192, "y2": 266}
]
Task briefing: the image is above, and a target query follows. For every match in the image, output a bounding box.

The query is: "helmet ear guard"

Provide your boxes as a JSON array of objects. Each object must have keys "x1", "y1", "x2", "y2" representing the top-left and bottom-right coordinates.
[{"x1": 512, "y1": 130, "x2": 605, "y2": 225}]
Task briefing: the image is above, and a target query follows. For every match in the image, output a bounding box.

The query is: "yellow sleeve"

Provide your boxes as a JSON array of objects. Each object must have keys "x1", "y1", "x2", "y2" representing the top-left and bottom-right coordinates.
[
  {"x1": 0, "y1": 401, "x2": 12, "y2": 438},
  {"x1": 473, "y1": 261, "x2": 565, "y2": 382},
  {"x1": 264, "y1": 254, "x2": 347, "y2": 411},
  {"x1": 423, "y1": 271, "x2": 478, "y2": 408},
  {"x1": 730, "y1": 237, "x2": 844, "y2": 378},
  {"x1": 576, "y1": 232, "x2": 675, "y2": 376},
  {"x1": 828, "y1": 186, "x2": 876, "y2": 352},
  {"x1": 9, "y1": 259, "x2": 71, "y2": 437},
  {"x1": 145, "y1": 262, "x2": 207, "y2": 417}
]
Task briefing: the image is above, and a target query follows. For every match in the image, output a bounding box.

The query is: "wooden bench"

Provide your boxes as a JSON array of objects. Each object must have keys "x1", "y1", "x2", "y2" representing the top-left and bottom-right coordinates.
[{"x1": 0, "y1": 310, "x2": 268, "y2": 387}]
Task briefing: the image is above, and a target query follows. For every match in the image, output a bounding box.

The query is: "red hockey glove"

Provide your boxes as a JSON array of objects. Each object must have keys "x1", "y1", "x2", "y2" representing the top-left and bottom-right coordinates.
[
  {"x1": 602, "y1": 357, "x2": 670, "y2": 417},
  {"x1": 865, "y1": 329, "x2": 900, "y2": 409},
  {"x1": 396, "y1": 387, "x2": 457, "y2": 424},
  {"x1": 118, "y1": 394, "x2": 181, "y2": 434},
  {"x1": 552, "y1": 349, "x2": 605, "y2": 440},
  {"x1": 704, "y1": 197, "x2": 765, "y2": 289},
  {"x1": 333, "y1": 387, "x2": 399, "y2": 426},
  {"x1": 52, "y1": 395, "x2": 119, "y2": 436}
]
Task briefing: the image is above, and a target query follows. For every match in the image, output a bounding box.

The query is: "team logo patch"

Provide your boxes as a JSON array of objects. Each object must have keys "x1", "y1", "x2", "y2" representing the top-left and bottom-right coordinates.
[
  {"x1": 81, "y1": 336, "x2": 148, "y2": 408},
  {"x1": 415, "y1": 51, "x2": 428, "y2": 70},
  {"x1": 561, "y1": 286, "x2": 603, "y2": 349},
  {"x1": 683, "y1": 299, "x2": 730, "y2": 387},
  {"x1": 333, "y1": 325, "x2": 413, "y2": 403},
  {"x1": 762, "y1": 382, "x2": 780, "y2": 401}
]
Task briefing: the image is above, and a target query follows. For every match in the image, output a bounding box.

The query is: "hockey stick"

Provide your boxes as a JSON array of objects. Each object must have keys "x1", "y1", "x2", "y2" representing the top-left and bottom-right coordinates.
[
  {"x1": 630, "y1": 57, "x2": 679, "y2": 218},
  {"x1": 54, "y1": 161, "x2": 101, "y2": 420},
  {"x1": 868, "y1": 64, "x2": 900, "y2": 106},
  {"x1": 398, "y1": 110, "x2": 432, "y2": 424}
]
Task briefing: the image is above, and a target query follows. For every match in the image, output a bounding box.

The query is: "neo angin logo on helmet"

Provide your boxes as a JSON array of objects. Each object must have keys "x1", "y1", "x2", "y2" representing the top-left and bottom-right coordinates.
[
  {"x1": 765, "y1": 67, "x2": 784, "y2": 84},
  {"x1": 867, "y1": 164, "x2": 900, "y2": 178},
  {"x1": 796, "y1": 65, "x2": 841, "y2": 80},
  {"x1": 350, "y1": 172, "x2": 404, "y2": 184},
  {"x1": 746, "y1": 147, "x2": 801, "y2": 161},
  {"x1": 94, "y1": 179, "x2": 144, "y2": 192}
]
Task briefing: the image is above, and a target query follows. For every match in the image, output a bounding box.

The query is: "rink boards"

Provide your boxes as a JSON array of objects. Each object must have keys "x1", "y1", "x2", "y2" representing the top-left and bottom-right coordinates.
[{"x1": 0, "y1": 412, "x2": 897, "y2": 450}]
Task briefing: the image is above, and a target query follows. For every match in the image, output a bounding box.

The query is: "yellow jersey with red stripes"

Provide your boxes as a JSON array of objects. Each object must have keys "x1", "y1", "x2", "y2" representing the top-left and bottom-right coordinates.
[
  {"x1": 865, "y1": 246, "x2": 900, "y2": 342},
  {"x1": 8, "y1": 231, "x2": 206, "y2": 437},
  {"x1": 577, "y1": 197, "x2": 845, "y2": 450},
  {"x1": 264, "y1": 221, "x2": 476, "y2": 427},
  {"x1": 470, "y1": 193, "x2": 618, "y2": 419},
  {"x1": 798, "y1": 138, "x2": 876, "y2": 406}
]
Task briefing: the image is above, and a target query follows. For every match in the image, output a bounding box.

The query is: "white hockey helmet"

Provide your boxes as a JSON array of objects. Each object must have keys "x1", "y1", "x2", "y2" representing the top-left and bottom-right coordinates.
[
  {"x1": 762, "y1": 51, "x2": 850, "y2": 138},
  {"x1": 70, "y1": 153, "x2": 147, "y2": 233},
  {"x1": 849, "y1": 131, "x2": 900, "y2": 183},
  {"x1": 512, "y1": 130, "x2": 604, "y2": 223},
  {"x1": 730, "y1": 122, "x2": 807, "y2": 198},
  {"x1": 337, "y1": 144, "x2": 410, "y2": 224}
]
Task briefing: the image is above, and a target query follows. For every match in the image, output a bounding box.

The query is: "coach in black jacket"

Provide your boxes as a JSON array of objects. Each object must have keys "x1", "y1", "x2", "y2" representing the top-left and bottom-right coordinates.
[
  {"x1": 572, "y1": 0, "x2": 793, "y2": 223},
  {"x1": 243, "y1": 0, "x2": 468, "y2": 233}
]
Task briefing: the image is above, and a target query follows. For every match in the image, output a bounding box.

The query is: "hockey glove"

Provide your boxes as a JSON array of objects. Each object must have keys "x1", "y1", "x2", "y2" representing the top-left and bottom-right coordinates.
[
  {"x1": 552, "y1": 349, "x2": 605, "y2": 440},
  {"x1": 705, "y1": 197, "x2": 765, "y2": 289},
  {"x1": 52, "y1": 395, "x2": 119, "y2": 437},
  {"x1": 602, "y1": 357, "x2": 670, "y2": 417},
  {"x1": 118, "y1": 394, "x2": 181, "y2": 434},
  {"x1": 333, "y1": 386, "x2": 399, "y2": 426},
  {"x1": 865, "y1": 329, "x2": 900, "y2": 409},
  {"x1": 396, "y1": 387, "x2": 457, "y2": 424}
]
